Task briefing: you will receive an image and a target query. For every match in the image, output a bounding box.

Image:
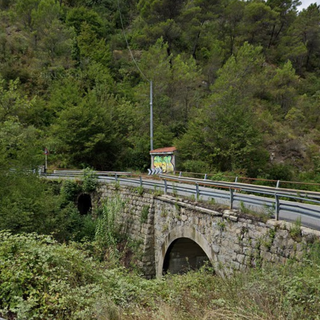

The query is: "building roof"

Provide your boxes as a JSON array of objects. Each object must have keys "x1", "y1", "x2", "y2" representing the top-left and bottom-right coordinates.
[{"x1": 150, "y1": 147, "x2": 177, "y2": 154}]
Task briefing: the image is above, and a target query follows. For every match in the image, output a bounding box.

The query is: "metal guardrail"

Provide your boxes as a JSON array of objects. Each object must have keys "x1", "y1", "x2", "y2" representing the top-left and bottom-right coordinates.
[{"x1": 47, "y1": 170, "x2": 320, "y2": 229}]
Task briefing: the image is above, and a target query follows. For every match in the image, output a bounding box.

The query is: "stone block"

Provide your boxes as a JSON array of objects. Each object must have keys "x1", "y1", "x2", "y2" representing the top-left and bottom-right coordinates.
[
  {"x1": 236, "y1": 254, "x2": 245, "y2": 264},
  {"x1": 212, "y1": 245, "x2": 220, "y2": 253}
]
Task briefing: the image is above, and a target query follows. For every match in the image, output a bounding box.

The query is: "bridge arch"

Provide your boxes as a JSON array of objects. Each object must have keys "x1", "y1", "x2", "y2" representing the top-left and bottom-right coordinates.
[
  {"x1": 77, "y1": 193, "x2": 92, "y2": 215},
  {"x1": 156, "y1": 226, "x2": 216, "y2": 277}
]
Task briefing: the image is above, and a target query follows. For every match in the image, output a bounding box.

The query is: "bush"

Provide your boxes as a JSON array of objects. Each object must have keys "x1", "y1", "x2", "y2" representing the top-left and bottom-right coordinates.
[
  {"x1": 182, "y1": 160, "x2": 210, "y2": 173},
  {"x1": 264, "y1": 163, "x2": 293, "y2": 181},
  {"x1": 82, "y1": 168, "x2": 98, "y2": 193},
  {"x1": 60, "y1": 180, "x2": 82, "y2": 204},
  {"x1": 0, "y1": 232, "x2": 115, "y2": 320}
]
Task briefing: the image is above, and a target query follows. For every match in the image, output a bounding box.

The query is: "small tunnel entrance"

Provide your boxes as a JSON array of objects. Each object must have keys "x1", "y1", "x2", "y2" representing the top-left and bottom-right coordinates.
[
  {"x1": 163, "y1": 238, "x2": 210, "y2": 275},
  {"x1": 77, "y1": 193, "x2": 92, "y2": 215}
]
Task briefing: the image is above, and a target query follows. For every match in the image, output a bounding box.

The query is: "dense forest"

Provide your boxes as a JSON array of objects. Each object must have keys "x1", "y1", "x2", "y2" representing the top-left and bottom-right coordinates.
[{"x1": 0, "y1": 0, "x2": 320, "y2": 180}]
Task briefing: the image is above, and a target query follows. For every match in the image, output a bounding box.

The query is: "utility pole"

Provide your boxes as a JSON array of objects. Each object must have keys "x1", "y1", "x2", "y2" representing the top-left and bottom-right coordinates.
[
  {"x1": 44, "y1": 148, "x2": 49, "y2": 173},
  {"x1": 150, "y1": 80, "x2": 153, "y2": 151}
]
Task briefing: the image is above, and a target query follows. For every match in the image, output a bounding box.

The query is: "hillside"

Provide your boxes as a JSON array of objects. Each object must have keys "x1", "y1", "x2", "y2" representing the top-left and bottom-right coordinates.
[{"x1": 0, "y1": 0, "x2": 320, "y2": 181}]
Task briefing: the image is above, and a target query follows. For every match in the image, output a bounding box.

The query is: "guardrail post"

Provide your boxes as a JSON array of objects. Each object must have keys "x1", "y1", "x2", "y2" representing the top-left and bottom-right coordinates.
[
  {"x1": 196, "y1": 183, "x2": 199, "y2": 200},
  {"x1": 204, "y1": 174, "x2": 207, "y2": 180},
  {"x1": 235, "y1": 177, "x2": 238, "y2": 183},
  {"x1": 115, "y1": 173, "x2": 118, "y2": 182},
  {"x1": 275, "y1": 194, "x2": 279, "y2": 220},
  {"x1": 230, "y1": 188, "x2": 234, "y2": 209},
  {"x1": 276, "y1": 180, "x2": 280, "y2": 188},
  {"x1": 179, "y1": 172, "x2": 182, "y2": 177},
  {"x1": 164, "y1": 179, "x2": 167, "y2": 194},
  {"x1": 140, "y1": 176, "x2": 142, "y2": 187}
]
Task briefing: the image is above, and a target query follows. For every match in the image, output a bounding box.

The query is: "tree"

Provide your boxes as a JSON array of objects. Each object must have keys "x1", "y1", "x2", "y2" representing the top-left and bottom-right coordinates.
[
  {"x1": 177, "y1": 43, "x2": 269, "y2": 174},
  {"x1": 267, "y1": 60, "x2": 299, "y2": 117},
  {"x1": 66, "y1": 6, "x2": 105, "y2": 36},
  {"x1": 0, "y1": 78, "x2": 35, "y2": 124},
  {"x1": 134, "y1": 38, "x2": 203, "y2": 144},
  {"x1": 0, "y1": 119, "x2": 62, "y2": 234},
  {"x1": 170, "y1": 54, "x2": 203, "y2": 126},
  {"x1": 138, "y1": 0, "x2": 186, "y2": 23},
  {"x1": 48, "y1": 79, "x2": 134, "y2": 169},
  {"x1": 292, "y1": 4, "x2": 320, "y2": 72},
  {"x1": 240, "y1": 2, "x2": 279, "y2": 48},
  {"x1": 218, "y1": 0, "x2": 245, "y2": 57}
]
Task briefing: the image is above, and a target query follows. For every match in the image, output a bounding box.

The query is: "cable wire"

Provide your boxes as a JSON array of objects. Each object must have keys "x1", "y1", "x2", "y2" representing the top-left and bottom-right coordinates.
[{"x1": 116, "y1": 0, "x2": 150, "y2": 82}]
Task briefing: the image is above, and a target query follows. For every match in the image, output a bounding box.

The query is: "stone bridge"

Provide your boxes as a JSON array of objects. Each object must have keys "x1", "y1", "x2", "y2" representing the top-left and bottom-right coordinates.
[{"x1": 93, "y1": 184, "x2": 320, "y2": 278}]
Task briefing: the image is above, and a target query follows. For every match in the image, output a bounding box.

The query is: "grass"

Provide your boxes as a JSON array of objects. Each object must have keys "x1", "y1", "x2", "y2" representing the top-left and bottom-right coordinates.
[{"x1": 119, "y1": 243, "x2": 320, "y2": 320}]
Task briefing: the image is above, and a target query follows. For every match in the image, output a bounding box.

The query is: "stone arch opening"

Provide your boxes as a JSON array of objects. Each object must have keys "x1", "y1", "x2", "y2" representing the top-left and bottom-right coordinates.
[
  {"x1": 163, "y1": 238, "x2": 210, "y2": 274},
  {"x1": 77, "y1": 193, "x2": 92, "y2": 215},
  {"x1": 157, "y1": 226, "x2": 215, "y2": 277}
]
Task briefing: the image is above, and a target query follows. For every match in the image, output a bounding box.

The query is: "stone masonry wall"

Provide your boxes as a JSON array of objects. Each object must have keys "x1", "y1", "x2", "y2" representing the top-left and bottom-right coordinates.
[
  {"x1": 153, "y1": 194, "x2": 320, "y2": 276},
  {"x1": 97, "y1": 185, "x2": 320, "y2": 278},
  {"x1": 97, "y1": 184, "x2": 156, "y2": 278}
]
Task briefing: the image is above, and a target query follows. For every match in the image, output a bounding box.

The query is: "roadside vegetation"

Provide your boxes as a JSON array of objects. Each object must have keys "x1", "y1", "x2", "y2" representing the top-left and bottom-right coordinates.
[{"x1": 1, "y1": 230, "x2": 320, "y2": 320}]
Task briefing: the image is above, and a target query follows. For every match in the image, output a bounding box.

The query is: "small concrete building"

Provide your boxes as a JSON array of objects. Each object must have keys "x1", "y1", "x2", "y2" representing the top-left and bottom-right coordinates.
[{"x1": 150, "y1": 147, "x2": 177, "y2": 173}]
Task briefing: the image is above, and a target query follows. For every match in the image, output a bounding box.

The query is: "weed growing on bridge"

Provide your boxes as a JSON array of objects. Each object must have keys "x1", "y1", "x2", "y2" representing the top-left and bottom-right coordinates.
[
  {"x1": 140, "y1": 205, "x2": 149, "y2": 224},
  {"x1": 160, "y1": 209, "x2": 168, "y2": 217},
  {"x1": 263, "y1": 228, "x2": 276, "y2": 250},
  {"x1": 135, "y1": 186, "x2": 144, "y2": 196},
  {"x1": 114, "y1": 181, "x2": 121, "y2": 191},
  {"x1": 153, "y1": 186, "x2": 162, "y2": 197},
  {"x1": 289, "y1": 217, "x2": 302, "y2": 241},
  {"x1": 239, "y1": 201, "x2": 271, "y2": 223},
  {"x1": 217, "y1": 219, "x2": 226, "y2": 231},
  {"x1": 162, "y1": 223, "x2": 169, "y2": 232},
  {"x1": 95, "y1": 195, "x2": 125, "y2": 261},
  {"x1": 172, "y1": 183, "x2": 178, "y2": 197},
  {"x1": 263, "y1": 203, "x2": 275, "y2": 218}
]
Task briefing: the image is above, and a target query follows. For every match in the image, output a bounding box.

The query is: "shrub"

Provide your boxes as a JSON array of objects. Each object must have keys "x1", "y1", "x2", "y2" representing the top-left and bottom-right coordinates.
[
  {"x1": 94, "y1": 195, "x2": 125, "y2": 262},
  {"x1": 82, "y1": 168, "x2": 98, "y2": 193},
  {"x1": 60, "y1": 180, "x2": 82, "y2": 204},
  {"x1": 182, "y1": 160, "x2": 210, "y2": 173},
  {"x1": 0, "y1": 232, "x2": 115, "y2": 320}
]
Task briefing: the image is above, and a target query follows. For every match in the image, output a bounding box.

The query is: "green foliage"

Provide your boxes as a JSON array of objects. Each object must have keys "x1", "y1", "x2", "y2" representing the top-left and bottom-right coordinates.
[
  {"x1": 94, "y1": 196, "x2": 125, "y2": 261},
  {"x1": 265, "y1": 163, "x2": 293, "y2": 181},
  {"x1": 153, "y1": 186, "x2": 162, "y2": 196},
  {"x1": 140, "y1": 205, "x2": 149, "y2": 224},
  {"x1": 135, "y1": 186, "x2": 144, "y2": 196},
  {"x1": 182, "y1": 160, "x2": 210, "y2": 173},
  {"x1": 290, "y1": 217, "x2": 302, "y2": 241},
  {"x1": 82, "y1": 167, "x2": 98, "y2": 192},
  {"x1": 0, "y1": 0, "x2": 320, "y2": 180},
  {"x1": 217, "y1": 220, "x2": 226, "y2": 231},
  {"x1": 178, "y1": 43, "x2": 269, "y2": 174},
  {"x1": 0, "y1": 232, "x2": 113, "y2": 320},
  {"x1": 66, "y1": 6, "x2": 104, "y2": 36},
  {"x1": 59, "y1": 203, "x2": 97, "y2": 242},
  {"x1": 60, "y1": 180, "x2": 82, "y2": 203}
]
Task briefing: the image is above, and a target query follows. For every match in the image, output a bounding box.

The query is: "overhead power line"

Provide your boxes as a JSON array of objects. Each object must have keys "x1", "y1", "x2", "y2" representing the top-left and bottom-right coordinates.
[
  {"x1": 116, "y1": 0, "x2": 149, "y2": 82},
  {"x1": 116, "y1": 0, "x2": 154, "y2": 151}
]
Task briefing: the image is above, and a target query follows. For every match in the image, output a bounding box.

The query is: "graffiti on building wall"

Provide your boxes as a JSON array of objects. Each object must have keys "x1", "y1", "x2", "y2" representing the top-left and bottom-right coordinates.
[{"x1": 153, "y1": 155, "x2": 174, "y2": 173}]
